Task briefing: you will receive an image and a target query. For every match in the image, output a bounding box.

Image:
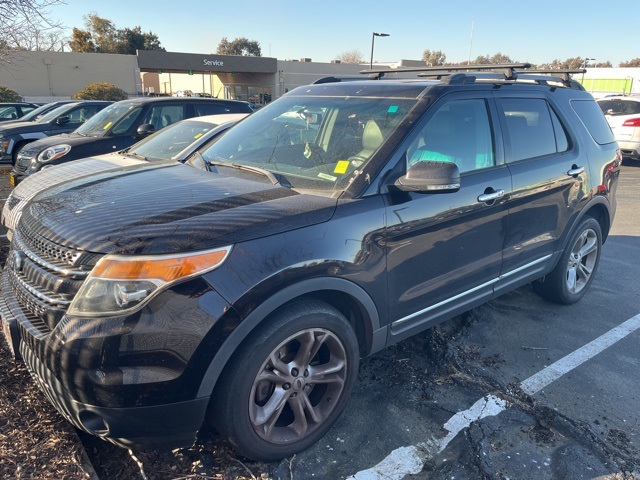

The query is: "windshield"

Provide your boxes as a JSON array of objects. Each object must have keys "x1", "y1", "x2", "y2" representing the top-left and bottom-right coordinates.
[
  {"x1": 18, "y1": 103, "x2": 56, "y2": 122},
  {"x1": 199, "y1": 95, "x2": 415, "y2": 191},
  {"x1": 76, "y1": 102, "x2": 141, "y2": 137},
  {"x1": 127, "y1": 119, "x2": 226, "y2": 161},
  {"x1": 36, "y1": 103, "x2": 77, "y2": 124}
]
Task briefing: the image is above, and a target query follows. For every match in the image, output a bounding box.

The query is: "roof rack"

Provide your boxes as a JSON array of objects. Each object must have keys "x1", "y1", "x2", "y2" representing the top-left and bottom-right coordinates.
[
  {"x1": 360, "y1": 63, "x2": 532, "y2": 80},
  {"x1": 358, "y1": 63, "x2": 586, "y2": 89}
]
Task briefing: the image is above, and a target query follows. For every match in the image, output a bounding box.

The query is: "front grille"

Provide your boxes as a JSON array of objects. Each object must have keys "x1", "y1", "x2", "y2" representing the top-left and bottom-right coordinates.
[{"x1": 4, "y1": 226, "x2": 101, "y2": 336}]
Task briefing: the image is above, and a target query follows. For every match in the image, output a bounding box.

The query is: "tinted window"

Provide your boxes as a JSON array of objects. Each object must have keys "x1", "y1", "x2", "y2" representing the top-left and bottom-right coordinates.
[
  {"x1": 408, "y1": 98, "x2": 495, "y2": 173},
  {"x1": 572, "y1": 100, "x2": 616, "y2": 145},
  {"x1": 501, "y1": 98, "x2": 568, "y2": 162},
  {"x1": 195, "y1": 102, "x2": 235, "y2": 116}
]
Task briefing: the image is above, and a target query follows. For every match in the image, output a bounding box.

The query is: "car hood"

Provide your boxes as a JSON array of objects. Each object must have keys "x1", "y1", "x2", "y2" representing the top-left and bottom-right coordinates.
[
  {"x1": 0, "y1": 120, "x2": 50, "y2": 135},
  {"x1": 20, "y1": 132, "x2": 102, "y2": 151},
  {"x1": 22, "y1": 162, "x2": 338, "y2": 255}
]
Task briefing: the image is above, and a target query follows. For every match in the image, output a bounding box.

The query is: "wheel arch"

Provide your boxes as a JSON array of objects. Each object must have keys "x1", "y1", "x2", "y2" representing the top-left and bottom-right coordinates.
[{"x1": 196, "y1": 277, "x2": 383, "y2": 398}]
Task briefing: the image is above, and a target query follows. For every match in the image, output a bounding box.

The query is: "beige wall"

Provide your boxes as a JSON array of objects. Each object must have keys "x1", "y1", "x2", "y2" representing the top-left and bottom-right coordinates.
[{"x1": 0, "y1": 51, "x2": 141, "y2": 101}]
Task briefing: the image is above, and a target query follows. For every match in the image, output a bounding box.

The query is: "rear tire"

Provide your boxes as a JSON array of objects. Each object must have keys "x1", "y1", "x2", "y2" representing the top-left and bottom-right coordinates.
[
  {"x1": 533, "y1": 216, "x2": 602, "y2": 304},
  {"x1": 209, "y1": 300, "x2": 359, "y2": 461}
]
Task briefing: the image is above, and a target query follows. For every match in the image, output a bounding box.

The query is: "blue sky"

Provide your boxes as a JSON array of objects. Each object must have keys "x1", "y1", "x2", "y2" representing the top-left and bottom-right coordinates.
[{"x1": 48, "y1": 0, "x2": 635, "y2": 66}]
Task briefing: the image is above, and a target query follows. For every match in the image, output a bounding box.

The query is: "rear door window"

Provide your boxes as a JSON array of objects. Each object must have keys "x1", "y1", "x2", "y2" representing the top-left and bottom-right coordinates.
[{"x1": 499, "y1": 98, "x2": 570, "y2": 162}]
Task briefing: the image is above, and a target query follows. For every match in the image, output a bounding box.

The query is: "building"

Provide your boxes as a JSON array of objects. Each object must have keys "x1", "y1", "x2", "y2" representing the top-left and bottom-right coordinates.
[{"x1": 1, "y1": 50, "x2": 639, "y2": 104}]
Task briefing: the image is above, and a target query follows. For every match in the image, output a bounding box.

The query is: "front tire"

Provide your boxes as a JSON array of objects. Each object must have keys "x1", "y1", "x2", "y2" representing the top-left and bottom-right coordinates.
[
  {"x1": 210, "y1": 300, "x2": 359, "y2": 461},
  {"x1": 533, "y1": 216, "x2": 602, "y2": 304}
]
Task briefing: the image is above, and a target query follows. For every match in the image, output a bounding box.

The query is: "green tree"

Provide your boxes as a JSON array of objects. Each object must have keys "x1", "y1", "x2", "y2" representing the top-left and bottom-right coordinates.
[
  {"x1": 422, "y1": 49, "x2": 446, "y2": 66},
  {"x1": 216, "y1": 37, "x2": 261, "y2": 56},
  {"x1": 72, "y1": 82, "x2": 128, "y2": 101},
  {"x1": 68, "y1": 27, "x2": 96, "y2": 53},
  {"x1": 620, "y1": 58, "x2": 640, "y2": 67},
  {"x1": 69, "y1": 14, "x2": 164, "y2": 54},
  {"x1": 0, "y1": 85, "x2": 22, "y2": 102}
]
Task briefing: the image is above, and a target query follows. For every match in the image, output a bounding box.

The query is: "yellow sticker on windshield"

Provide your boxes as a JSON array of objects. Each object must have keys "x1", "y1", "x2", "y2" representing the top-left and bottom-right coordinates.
[
  {"x1": 194, "y1": 133, "x2": 203, "y2": 139},
  {"x1": 334, "y1": 160, "x2": 350, "y2": 174},
  {"x1": 103, "y1": 122, "x2": 112, "y2": 130}
]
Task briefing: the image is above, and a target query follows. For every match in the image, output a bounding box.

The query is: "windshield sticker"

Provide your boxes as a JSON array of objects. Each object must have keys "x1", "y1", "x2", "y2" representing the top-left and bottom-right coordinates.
[
  {"x1": 194, "y1": 133, "x2": 203, "y2": 139},
  {"x1": 387, "y1": 105, "x2": 399, "y2": 114},
  {"x1": 103, "y1": 122, "x2": 112, "y2": 130},
  {"x1": 334, "y1": 160, "x2": 350, "y2": 174},
  {"x1": 318, "y1": 172, "x2": 337, "y2": 181}
]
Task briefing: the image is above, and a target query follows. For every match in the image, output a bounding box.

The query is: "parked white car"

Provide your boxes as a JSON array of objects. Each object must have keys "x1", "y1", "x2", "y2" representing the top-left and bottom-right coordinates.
[
  {"x1": 597, "y1": 96, "x2": 640, "y2": 161},
  {"x1": 1, "y1": 113, "x2": 248, "y2": 240}
]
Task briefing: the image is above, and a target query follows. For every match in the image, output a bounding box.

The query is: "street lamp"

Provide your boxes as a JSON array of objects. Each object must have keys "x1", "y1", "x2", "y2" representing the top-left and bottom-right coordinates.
[
  {"x1": 370, "y1": 32, "x2": 390, "y2": 69},
  {"x1": 581, "y1": 58, "x2": 596, "y2": 84}
]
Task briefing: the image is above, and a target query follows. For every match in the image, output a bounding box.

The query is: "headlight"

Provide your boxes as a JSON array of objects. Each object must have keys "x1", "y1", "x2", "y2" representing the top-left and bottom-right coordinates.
[
  {"x1": 67, "y1": 246, "x2": 232, "y2": 316},
  {"x1": 37, "y1": 144, "x2": 71, "y2": 163},
  {"x1": 0, "y1": 138, "x2": 8, "y2": 154}
]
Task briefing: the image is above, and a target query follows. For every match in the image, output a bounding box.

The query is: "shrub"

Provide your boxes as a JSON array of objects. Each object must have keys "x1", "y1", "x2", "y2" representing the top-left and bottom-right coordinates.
[
  {"x1": 72, "y1": 82, "x2": 128, "y2": 101},
  {"x1": 0, "y1": 85, "x2": 22, "y2": 102}
]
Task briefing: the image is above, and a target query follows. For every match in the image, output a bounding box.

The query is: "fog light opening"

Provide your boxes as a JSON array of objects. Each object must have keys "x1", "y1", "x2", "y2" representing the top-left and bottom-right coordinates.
[{"x1": 78, "y1": 410, "x2": 110, "y2": 435}]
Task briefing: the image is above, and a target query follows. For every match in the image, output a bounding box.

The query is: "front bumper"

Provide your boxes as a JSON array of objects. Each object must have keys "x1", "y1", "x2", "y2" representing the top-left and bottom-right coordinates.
[
  {"x1": 1, "y1": 258, "x2": 236, "y2": 449},
  {"x1": 19, "y1": 339, "x2": 209, "y2": 449}
]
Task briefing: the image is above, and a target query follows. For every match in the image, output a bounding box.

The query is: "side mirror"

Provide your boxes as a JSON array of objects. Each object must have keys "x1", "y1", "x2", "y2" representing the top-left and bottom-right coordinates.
[
  {"x1": 136, "y1": 123, "x2": 155, "y2": 137},
  {"x1": 394, "y1": 161, "x2": 460, "y2": 193},
  {"x1": 56, "y1": 115, "x2": 71, "y2": 125}
]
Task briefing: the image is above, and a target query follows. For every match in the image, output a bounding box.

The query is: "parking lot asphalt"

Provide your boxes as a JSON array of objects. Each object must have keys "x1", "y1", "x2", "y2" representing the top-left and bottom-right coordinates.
[{"x1": 0, "y1": 163, "x2": 638, "y2": 479}]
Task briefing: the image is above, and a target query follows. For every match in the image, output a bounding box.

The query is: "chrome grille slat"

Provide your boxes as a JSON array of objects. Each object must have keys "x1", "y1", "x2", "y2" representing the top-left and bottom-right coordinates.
[
  {"x1": 15, "y1": 231, "x2": 88, "y2": 277},
  {"x1": 5, "y1": 224, "x2": 102, "y2": 336}
]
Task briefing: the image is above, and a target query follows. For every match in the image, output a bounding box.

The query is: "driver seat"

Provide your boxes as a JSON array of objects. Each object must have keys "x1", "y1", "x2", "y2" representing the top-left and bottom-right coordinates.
[{"x1": 350, "y1": 120, "x2": 383, "y2": 166}]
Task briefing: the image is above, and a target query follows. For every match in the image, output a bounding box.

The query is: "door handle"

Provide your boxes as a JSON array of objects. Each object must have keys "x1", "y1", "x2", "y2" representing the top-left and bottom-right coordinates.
[
  {"x1": 477, "y1": 189, "x2": 505, "y2": 203},
  {"x1": 567, "y1": 166, "x2": 585, "y2": 177}
]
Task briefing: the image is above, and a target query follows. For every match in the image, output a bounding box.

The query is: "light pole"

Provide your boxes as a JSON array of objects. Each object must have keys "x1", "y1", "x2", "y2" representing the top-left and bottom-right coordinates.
[
  {"x1": 370, "y1": 32, "x2": 390, "y2": 69},
  {"x1": 581, "y1": 57, "x2": 595, "y2": 85}
]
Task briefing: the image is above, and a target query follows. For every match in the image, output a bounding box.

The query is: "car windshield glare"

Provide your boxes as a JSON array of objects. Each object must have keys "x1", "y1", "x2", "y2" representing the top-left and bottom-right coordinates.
[
  {"x1": 128, "y1": 120, "x2": 218, "y2": 161},
  {"x1": 76, "y1": 103, "x2": 140, "y2": 137},
  {"x1": 199, "y1": 95, "x2": 415, "y2": 191}
]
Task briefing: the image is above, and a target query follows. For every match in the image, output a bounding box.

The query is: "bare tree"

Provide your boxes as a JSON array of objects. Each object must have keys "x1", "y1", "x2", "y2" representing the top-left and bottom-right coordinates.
[
  {"x1": 620, "y1": 58, "x2": 640, "y2": 68},
  {"x1": 337, "y1": 49, "x2": 364, "y2": 64},
  {"x1": 0, "y1": 0, "x2": 65, "y2": 62}
]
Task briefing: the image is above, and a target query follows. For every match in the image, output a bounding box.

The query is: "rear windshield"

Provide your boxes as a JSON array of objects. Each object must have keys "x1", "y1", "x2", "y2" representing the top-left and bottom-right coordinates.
[
  {"x1": 571, "y1": 100, "x2": 616, "y2": 145},
  {"x1": 597, "y1": 99, "x2": 640, "y2": 116}
]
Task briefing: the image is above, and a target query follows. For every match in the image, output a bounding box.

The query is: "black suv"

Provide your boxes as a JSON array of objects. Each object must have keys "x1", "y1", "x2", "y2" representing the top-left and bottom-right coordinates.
[
  {"x1": 0, "y1": 101, "x2": 111, "y2": 167},
  {"x1": 0, "y1": 65, "x2": 620, "y2": 461},
  {"x1": 10, "y1": 97, "x2": 254, "y2": 185}
]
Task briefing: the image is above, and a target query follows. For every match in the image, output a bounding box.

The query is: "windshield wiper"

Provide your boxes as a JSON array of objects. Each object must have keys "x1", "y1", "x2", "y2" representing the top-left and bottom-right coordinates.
[
  {"x1": 125, "y1": 151, "x2": 148, "y2": 161},
  {"x1": 208, "y1": 159, "x2": 291, "y2": 187}
]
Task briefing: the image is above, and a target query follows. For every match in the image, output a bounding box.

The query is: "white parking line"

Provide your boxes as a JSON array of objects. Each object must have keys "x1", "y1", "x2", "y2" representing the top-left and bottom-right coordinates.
[{"x1": 348, "y1": 313, "x2": 640, "y2": 480}]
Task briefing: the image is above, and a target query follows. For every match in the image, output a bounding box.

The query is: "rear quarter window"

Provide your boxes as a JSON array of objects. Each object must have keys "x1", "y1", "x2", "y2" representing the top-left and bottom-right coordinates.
[{"x1": 571, "y1": 100, "x2": 616, "y2": 145}]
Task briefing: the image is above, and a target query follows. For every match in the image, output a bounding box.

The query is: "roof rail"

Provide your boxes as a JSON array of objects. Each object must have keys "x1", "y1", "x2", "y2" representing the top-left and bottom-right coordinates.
[
  {"x1": 313, "y1": 74, "x2": 381, "y2": 84},
  {"x1": 360, "y1": 63, "x2": 532, "y2": 80}
]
